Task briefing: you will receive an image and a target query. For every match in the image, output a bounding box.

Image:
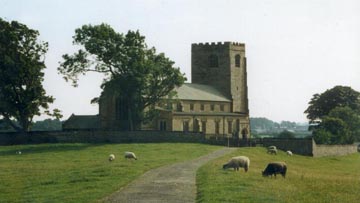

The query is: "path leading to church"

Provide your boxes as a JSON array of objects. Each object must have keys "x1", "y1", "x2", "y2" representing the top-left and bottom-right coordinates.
[{"x1": 102, "y1": 147, "x2": 237, "y2": 203}]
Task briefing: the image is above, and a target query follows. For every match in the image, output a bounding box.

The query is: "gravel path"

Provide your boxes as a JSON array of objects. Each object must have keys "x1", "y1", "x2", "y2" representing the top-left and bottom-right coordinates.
[{"x1": 102, "y1": 147, "x2": 236, "y2": 203}]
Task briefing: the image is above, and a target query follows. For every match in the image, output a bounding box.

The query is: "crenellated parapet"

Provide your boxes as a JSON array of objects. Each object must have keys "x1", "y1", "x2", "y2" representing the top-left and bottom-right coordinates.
[{"x1": 192, "y1": 41, "x2": 245, "y2": 47}]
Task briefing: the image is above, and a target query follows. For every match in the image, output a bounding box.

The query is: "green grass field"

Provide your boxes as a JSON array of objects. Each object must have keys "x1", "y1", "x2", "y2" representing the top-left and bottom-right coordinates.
[
  {"x1": 0, "y1": 143, "x2": 220, "y2": 203},
  {"x1": 196, "y1": 147, "x2": 360, "y2": 203}
]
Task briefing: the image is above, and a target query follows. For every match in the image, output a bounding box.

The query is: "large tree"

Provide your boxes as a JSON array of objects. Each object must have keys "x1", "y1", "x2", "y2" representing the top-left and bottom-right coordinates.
[
  {"x1": 58, "y1": 24, "x2": 186, "y2": 130},
  {"x1": 304, "y1": 86, "x2": 360, "y2": 124},
  {"x1": 305, "y1": 86, "x2": 360, "y2": 144},
  {"x1": 0, "y1": 18, "x2": 60, "y2": 132}
]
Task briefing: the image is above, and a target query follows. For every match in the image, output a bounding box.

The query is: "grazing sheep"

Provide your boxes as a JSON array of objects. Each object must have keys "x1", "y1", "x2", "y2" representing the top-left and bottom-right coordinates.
[
  {"x1": 286, "y1": 150, "x2": 293, "y2": 156},
  {"x1": 268, "y1": 146, "x2": 277, "y2": 150},
  {"x1": 267, "y1": 148, "x2": 277, "y2": 155},
  {"x1": 223, "y1": 156, "x2": 250, "y2": 172},
  {"x1": 109, "y1": 154, "x2": 115, "y2": 162},
  {"x1": 262, "y1": 162, "x2": 287, "y2": 178},
  {"x1": 124, "y1": 151, "x2": 137, "y2": 160},
  {"x1": 16, "y1": 151, "x2": 22, "y2": 155}
]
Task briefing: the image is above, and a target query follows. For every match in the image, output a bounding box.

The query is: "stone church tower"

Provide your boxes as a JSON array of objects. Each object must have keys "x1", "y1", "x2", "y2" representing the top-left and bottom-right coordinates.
[{"x1": 191, "y1": 42, "x2": 249, "y2": 114}]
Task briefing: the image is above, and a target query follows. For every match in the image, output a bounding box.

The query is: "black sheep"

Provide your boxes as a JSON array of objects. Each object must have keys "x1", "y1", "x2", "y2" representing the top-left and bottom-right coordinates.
[{"x1": 262, "y1": 162, "x2": 287, "y2": 178}]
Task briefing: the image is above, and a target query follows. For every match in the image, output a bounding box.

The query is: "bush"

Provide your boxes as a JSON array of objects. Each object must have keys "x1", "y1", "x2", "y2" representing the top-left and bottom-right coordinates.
[{"x1": 277, "y1": 130, "x2": 295, "y2": 139}]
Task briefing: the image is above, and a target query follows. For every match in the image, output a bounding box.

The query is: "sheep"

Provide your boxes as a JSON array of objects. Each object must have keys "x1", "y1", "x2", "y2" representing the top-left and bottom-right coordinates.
[
  {"x1": 16, "y1": 150, "x2": 22, "y2": 155},
  {"x1": 124, "y1": 151, "x2": 137, "y2": 160},
  {"x1": 267, "y1": 148, "x2": 277, "y2": 155},
  {"x1": 109, "y1": 154, "x2": 115, "y2": 162},
  {"x1": 286, "y1": 150, "x2": 293, "y2": 156},
  {"x1": 268, "y1": 146, "x2": 277, "y2": 150},
  {"x1": 262, "y1": 162, "x2": 287, "y2": 178},
  {"x1": 222, "y1": 156, "x2": 250, "y2": 172}
]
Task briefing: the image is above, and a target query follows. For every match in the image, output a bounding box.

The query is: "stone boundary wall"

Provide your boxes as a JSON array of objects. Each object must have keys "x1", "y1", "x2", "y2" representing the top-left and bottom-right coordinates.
[
  {"x1": 0, "y1": 130, "x2": 206, "y2": 145},
  {"x1": 0, "y1": 131, "x2": 247, "y2": 146},
  {"x1": 312, "y1": 140, "x2": 358, "y2": 157},
  {"x1": 261, "y1": 138, "x2": 358, "y2": 157},
  {"x1": 261, "y1": 138, "x2": 314, "y2": 156}
]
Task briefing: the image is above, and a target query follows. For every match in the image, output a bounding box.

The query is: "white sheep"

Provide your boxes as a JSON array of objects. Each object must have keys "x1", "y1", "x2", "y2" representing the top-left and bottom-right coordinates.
[
  {"x1": 286, "y1": 150, "x2": 293, "y2": 156},
  {"x1": 267, "y1": 148, "x2": 277, "y2": 155},
  {"x1": 223, "y1": 156, "x2": 250, "y2": 172},
  {"x1": 109, "y1": 154, "x2": 115, "y2": 162},
  {"x1": 124, "y1": 151, "x2": 137, "y2": 160},
  {"x1": 268, "y1": 146, "x2": 277, "y2": 150}
]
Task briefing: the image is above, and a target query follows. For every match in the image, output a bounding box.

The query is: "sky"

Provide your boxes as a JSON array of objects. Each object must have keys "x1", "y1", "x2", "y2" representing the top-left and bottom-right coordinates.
[{"x1": 1, "y1": 0, "x2": 359, "y2": 123}]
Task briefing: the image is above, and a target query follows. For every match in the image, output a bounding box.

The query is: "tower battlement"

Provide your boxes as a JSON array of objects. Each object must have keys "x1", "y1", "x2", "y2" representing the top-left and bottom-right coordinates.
[{"x1": 192, "y1": 41, "x2": 245, "y2": 47}]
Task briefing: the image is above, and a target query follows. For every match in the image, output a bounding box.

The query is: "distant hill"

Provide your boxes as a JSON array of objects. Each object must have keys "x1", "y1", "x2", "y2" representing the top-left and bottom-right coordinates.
[{"x1": 250, "y1": 117, "x2": 310, "y2": 138}]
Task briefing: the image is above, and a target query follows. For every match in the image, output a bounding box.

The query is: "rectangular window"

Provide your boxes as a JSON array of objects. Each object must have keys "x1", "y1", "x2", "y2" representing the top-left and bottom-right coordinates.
[
  {"x1": 220, "y1": 104, "x2": 224, "y2": 111},
  {"x1": 210, "y1": 104, "x2": 214, "y2": 111},
  {"x1": 193, "y1": 119, "x2": 199, "y2": 132},
  {"x1": 201, "y1": 104, "x2": 205, "y2": 111},
  {"x1": 228, "y1": 121, "x2": 233, "y2": 134},
  {"x1": 159, "y1": 120, "x2": 167, "y2": 131},
  {"x1": 236, "y1": 119, "x2": 240, "y2": 132},
  {"x1": 215, "y1": 121, "x2": 220, "y2": 134},
  {"x1": 190, "y1": 103, "x2": 194, "y2": 111},
  {"x1": 183, "y1": 121, "x2": 189, "y2": 132},
  {"x1": 177, "y1": 103, "x2": 183, "y2": 112},
  {"x1": 202, "y1": 121, "x2": 206, "y2": 134}
]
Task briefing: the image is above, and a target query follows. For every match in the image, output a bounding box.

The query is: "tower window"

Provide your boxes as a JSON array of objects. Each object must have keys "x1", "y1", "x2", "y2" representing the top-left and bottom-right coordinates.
[
  {"x1": 210, "y1": 104, "x2": 214, "y2": 111},
  {"x1": 235, "y1": 54, "x2": 241, "y2": 67},
  {"x1": 200, "y1": 104, "x2": 205, "y2": 111},
  {"x1": 209, "y1": 54, "x2": 218, "y2": 68},
  {"x1": 190, "y1": 103, "x2": 194, "y2": 111}
]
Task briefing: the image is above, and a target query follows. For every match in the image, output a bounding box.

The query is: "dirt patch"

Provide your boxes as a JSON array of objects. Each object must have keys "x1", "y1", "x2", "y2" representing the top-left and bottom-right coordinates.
[{"x1": 102, "y1": 147, "x2": 236, "y2": 203}]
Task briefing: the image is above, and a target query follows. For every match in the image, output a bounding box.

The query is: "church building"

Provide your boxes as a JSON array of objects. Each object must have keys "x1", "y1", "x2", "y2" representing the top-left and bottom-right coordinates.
[{"x1": 63, "y1": 42, "x2": 250, "y2": 138}]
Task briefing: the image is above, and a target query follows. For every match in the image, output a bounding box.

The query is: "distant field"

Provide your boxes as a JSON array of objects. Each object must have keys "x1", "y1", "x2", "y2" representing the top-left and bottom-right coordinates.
[
  {"x1": 0, "y1": 143, "x2": 220, "y2": 203},
  {"x1": 196, "y1": 147, "x2": 360, "y2": 203}
]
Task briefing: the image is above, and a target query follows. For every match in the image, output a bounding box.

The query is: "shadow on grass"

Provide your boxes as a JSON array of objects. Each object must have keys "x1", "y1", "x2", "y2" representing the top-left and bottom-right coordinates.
[{"x1": 0, "y1": 143, "x2": 93, "y2": 156}]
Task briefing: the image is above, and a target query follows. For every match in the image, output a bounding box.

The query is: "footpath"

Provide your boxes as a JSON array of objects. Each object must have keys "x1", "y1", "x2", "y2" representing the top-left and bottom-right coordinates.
[{"x1": 102, "y1": 147, "x2": 236, "y2": 203}]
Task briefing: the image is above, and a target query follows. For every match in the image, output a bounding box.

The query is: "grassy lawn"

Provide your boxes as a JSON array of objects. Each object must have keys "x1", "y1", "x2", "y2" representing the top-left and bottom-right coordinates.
[
  {"x1": 0, "y1": 143, "x2": 220, "y2": 203},
  {"x1": 197, "y1": 147, "x2": 360, "y2": 203}
]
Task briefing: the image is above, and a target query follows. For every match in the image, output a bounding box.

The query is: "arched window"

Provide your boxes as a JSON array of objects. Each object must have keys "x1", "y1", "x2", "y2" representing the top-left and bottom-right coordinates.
[
  {"x1": 209, "y1": 54, "x2": 218, "y2": 68},
  {"x1": 235, "y1": 54, "x2": 241, "y2": 67}
]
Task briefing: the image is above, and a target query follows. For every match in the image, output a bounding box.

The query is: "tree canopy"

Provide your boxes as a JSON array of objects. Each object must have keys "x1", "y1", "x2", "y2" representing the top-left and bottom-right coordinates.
[
  {"x1": 305, "y1": 86, "x2": 360, "y2": 144},
  {"x1": 277, "y1": 130, "x2": 295, "y2": 139},
  {"x1": 304, "y1": 86, "x2": 360, "y2": 124},
  {"x1": 58, "y1": 23, "x2": 186, "y2": 130},
  {"x1": 0, "y1": 18, "x2": 61, "y2": 132}
]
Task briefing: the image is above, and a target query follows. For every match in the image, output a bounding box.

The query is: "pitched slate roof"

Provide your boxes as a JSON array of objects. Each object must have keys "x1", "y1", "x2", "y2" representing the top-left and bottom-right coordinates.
[
  {"x1": 62, "y1": 114, "x2": 100, "y2": 130},
  {"x1": 174, "y1": 83, "x2": 231, "y2": 102}
]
